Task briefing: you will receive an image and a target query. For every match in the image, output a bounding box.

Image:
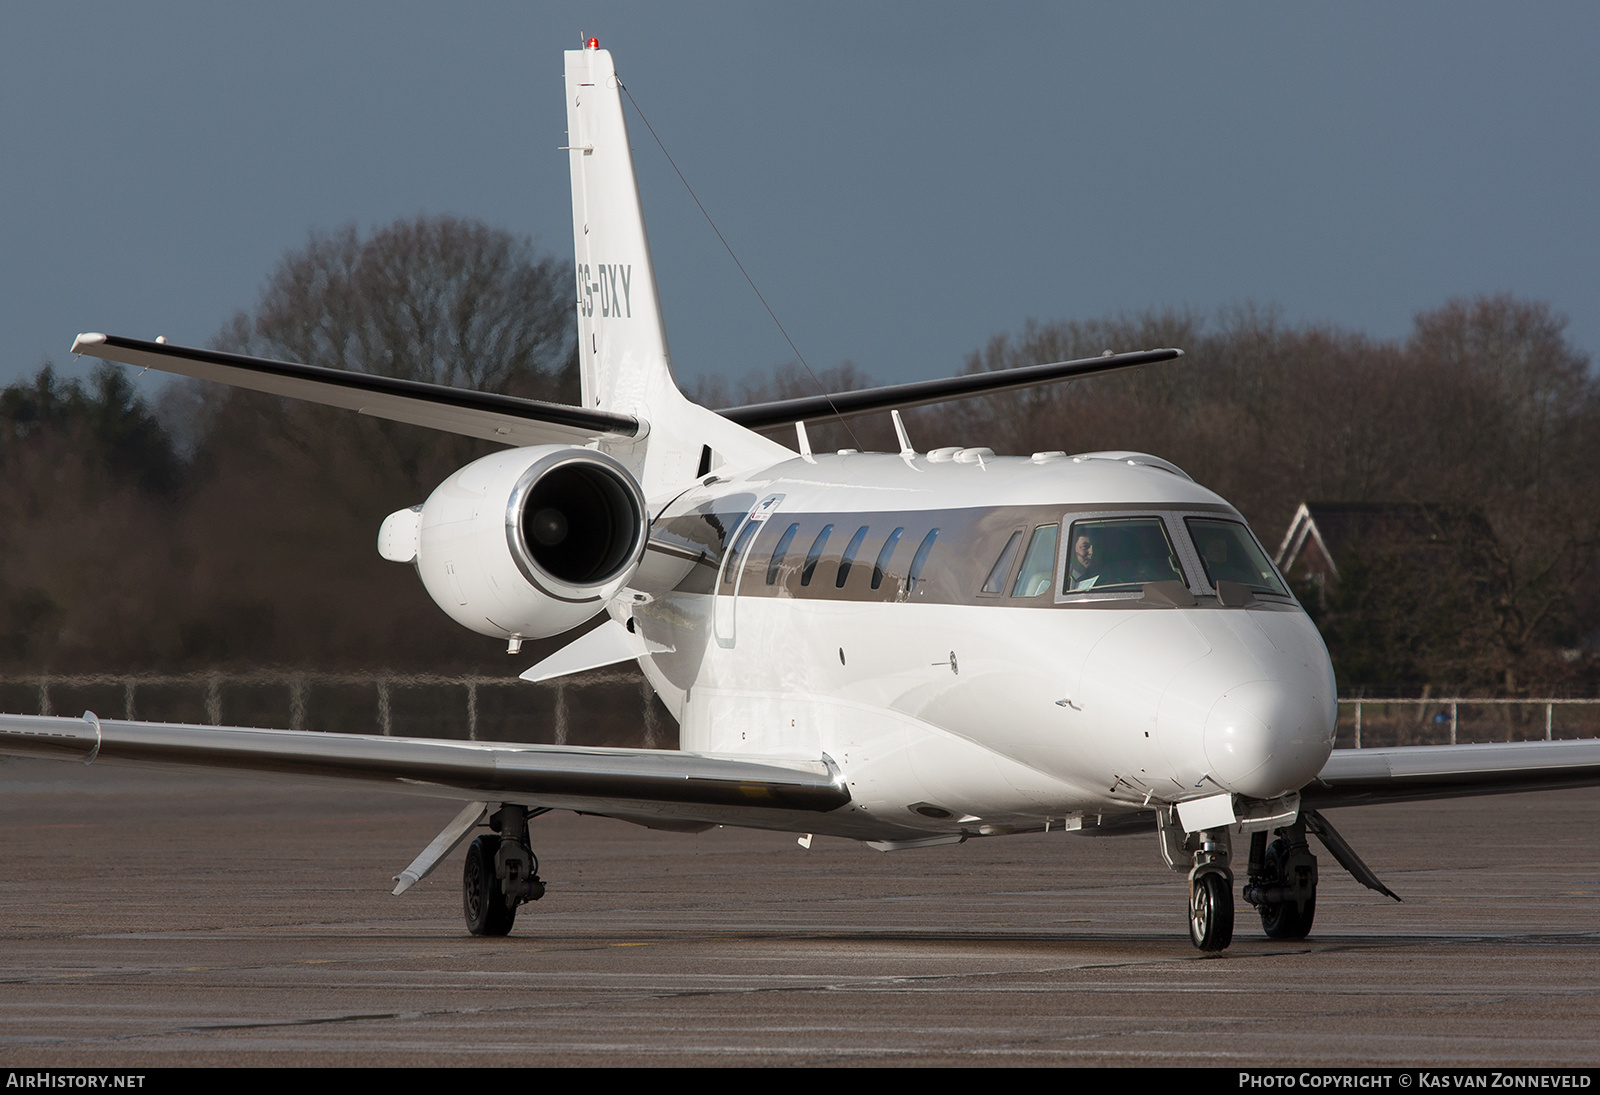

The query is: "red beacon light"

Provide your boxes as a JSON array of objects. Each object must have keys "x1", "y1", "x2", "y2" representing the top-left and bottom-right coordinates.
[{"x1": 586, "y1": 37, "x2": 600, "y2": 50}]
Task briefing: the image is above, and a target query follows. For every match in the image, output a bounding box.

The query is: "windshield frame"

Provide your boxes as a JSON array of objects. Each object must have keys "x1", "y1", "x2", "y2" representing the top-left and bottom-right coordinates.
[
  {"x1": 1050, "y1": 508, "x2": 1294, "y2": 604},
  {"x1": 1182, "y1": 514, "x2": 1293, "y2": 598},
  {"x1": 1053, "y1": 510, "x2": 1190, "y2": 602}
]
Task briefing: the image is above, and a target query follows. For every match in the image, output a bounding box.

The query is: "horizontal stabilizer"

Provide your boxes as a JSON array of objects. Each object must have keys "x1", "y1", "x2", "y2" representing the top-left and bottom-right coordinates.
[
  {"x1": 1304, "y1": 739, "x2": 1600, "y2": 808},
  {"x1": 71, "y1": 333, "x2": 642, "y2": 446},
  {"x1": 0, "y1": 712, "x2": 849, "y2": 816},
  {"x1": 719, "y1": 348, "x2": 1182, "y2": 430}
]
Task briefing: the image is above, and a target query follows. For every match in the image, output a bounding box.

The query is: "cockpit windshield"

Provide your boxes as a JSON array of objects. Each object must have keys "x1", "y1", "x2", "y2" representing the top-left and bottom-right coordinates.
[
  {"x1": 1063, "y1": 517, "x2": 1185, "y2": 593},
  {"x1": 1185, "y1": 518, "x2": 1288, "y2": 596}
]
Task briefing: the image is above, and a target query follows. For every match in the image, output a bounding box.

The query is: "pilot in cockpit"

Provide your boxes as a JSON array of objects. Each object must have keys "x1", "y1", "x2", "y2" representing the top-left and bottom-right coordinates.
[{"x1": 1068, "y1": 530, "x2": 1099, "y2": 590}]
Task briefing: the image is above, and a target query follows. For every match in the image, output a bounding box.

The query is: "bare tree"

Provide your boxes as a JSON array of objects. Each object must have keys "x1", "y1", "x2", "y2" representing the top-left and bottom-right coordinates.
[
  {"x1": 1405, "y1": 296, "x2": 1600, "y2": 694},
  {"x1": 174, "y1": 216, "x2": 580, "y2": 670},
  {"x1": 218, "y1": 216, "x2": 574, "y2": 394}
]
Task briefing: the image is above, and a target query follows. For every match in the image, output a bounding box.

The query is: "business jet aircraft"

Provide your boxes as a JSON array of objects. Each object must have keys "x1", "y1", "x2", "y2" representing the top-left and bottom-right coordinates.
[{"x1": 4, "y1": 42, "x2": 1598, "y2": 951}]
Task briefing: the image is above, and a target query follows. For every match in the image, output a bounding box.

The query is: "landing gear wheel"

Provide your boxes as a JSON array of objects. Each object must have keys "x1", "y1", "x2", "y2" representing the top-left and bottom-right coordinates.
[
  {"x1": 1258, "y1": 838, "x2": 1316, "y2": 940},
  {"x1": 464, "y1": 834, "x2": 516, "y2": 937},
  {"x1": 1188, "y1": 870, "x2": 1234, "y2": 952}
]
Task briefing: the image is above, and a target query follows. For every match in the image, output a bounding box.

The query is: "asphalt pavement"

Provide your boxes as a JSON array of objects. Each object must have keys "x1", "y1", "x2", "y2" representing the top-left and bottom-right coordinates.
[{"x1": 1, "y1": 757, "x2": 1596, "y2": 1066}]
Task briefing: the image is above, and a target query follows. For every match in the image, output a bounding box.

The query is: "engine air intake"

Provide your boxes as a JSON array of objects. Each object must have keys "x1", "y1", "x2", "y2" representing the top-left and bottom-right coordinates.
[
  {"x1": 516, "y1": 459, "x2": 643, "y2": 586},
  {"x1": 506, "y1": 449, "x2": 648, "y2": 599}
]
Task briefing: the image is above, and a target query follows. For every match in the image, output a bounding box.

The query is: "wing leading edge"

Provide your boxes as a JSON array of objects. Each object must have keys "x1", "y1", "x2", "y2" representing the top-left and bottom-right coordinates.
[
  {"x1": 71, "y1": 333, "x2": 643, "y2": 447},
  {"x1": 719, "y1": 348, "x2": 1183, "y2": 430},
  {"x1": 0, "y1": 712, "x2": 847, "y2": 816},
  {"x1": 1305, "y1": 739, "x2": 1600, "y2": 808}
]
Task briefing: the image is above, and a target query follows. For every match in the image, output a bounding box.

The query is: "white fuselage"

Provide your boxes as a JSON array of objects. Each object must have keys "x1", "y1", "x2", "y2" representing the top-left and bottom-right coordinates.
[{"x1": 621, "y1": 449, "x2": 1338, "y2": 844}]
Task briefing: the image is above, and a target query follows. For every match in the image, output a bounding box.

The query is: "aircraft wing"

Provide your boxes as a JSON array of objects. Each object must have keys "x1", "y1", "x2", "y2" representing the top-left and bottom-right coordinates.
[
  {"x1": 719, "y1": 348, "x2": 1183, "y2": 429},
  {"x1": 1302, "y1": 739, "x2": 1600, "y2": 808},
  {"x1": 71, "y1": 333, "x2": 643, "y2": 446},
  {"x1": 0, "y1": 712, "x2": 847, "y2": 818}
]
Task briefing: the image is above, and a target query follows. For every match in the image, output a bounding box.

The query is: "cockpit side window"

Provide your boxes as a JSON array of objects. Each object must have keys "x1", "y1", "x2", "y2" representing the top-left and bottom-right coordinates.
[
  {"x1": 980, "y1": 529, "x2": 1024, "y2": 595},
  {"x1": 1010, "y1": 524, "x2": 1059, "y2": 597},
  {"x1": 1185, "y1": 517, "x2": 1288, "y2": 596},
  {"x1": 1062, "y1": 517, "x2": 1184, "y2": 593}
]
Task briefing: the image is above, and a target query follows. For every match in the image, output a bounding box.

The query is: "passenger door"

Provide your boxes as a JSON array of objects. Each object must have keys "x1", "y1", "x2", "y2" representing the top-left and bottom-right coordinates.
[{"x1": 713, "y1": 493, "x2": 783, "y2": 648}]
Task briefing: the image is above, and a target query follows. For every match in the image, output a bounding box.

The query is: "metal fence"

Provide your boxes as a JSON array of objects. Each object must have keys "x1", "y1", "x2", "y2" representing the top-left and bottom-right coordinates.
[
  {"x1": 0, "y1": 669, "x2": 673, "y2": 749},
  {"x1": 1337, "y1": 697, "x2": 1600, "y2": 749},
  {"x1": 3, "y1": 671, "x2": 1596, "y2": 752}
]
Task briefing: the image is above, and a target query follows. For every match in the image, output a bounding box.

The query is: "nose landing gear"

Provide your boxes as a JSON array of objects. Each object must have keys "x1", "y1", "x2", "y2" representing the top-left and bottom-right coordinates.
[
  {"x1": 1157, "y1": 808, "x2": 1236, "y2": 951},
  {"x1": 1188, "y1": 868, "x2": 1234, "y2": 951},
  {"x1": 1187, "y1": 829, "x2": 1234, "y2": 951}
]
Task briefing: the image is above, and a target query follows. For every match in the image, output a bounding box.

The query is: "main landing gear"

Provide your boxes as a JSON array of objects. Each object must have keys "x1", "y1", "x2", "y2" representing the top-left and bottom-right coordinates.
[
  {"x1": 1242, "y1": 821, "x2": 1318, "y2": 940},
  {"x1": 463, "y1": 804, "x2": 545, "y2": 936}
]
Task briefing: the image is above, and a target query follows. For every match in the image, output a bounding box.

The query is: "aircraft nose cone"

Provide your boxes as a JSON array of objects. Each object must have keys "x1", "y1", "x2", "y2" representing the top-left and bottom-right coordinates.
[{"x1": 1203, "y1": 679, "x2": 1332, "y2": 798}]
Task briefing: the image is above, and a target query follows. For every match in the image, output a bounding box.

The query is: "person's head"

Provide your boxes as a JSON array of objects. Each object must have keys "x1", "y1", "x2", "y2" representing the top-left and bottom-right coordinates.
[{"x1": 1073, "y1": 532, "x2": 1094, "y2": 567}]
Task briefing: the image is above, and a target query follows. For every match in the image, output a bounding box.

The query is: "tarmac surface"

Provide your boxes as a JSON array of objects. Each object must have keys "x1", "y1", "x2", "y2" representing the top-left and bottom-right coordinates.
[{"x1": 1, "y1": 757, "x2": 1597, "y2": 1067}]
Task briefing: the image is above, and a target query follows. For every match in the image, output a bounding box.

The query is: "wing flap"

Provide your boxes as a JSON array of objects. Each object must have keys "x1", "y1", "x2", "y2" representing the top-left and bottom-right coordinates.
[
  {"x1": 71, "y1": 333, "x2": 643, "y2": 446},
  {"x1": 1303, "y1": 739, "x2": 1600, "y2": 808},
  {"x1": 0, "y1": 713, "x2": 848, "y2": 814}
]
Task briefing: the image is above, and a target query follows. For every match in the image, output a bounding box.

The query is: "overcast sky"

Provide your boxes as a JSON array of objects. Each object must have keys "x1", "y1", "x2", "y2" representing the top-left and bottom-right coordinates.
[{"x1": 4, "y1": 2, "x2": 1597, "y2": 396}]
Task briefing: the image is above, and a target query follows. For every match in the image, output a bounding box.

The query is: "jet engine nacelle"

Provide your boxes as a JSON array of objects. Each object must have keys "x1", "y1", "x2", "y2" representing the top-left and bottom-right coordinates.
[{"x1": 379, "y1": 445, "x2": 648, "y2": 641}]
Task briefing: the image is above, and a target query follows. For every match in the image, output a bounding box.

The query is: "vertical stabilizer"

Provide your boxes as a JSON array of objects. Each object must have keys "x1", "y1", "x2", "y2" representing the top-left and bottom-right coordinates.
[{"x1": 564, "y1": 44, "x2": 786, "y2": 498}]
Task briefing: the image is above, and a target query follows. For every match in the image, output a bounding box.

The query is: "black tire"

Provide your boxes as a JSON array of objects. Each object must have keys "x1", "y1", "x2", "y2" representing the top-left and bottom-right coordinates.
[
  {"x1": 1188, "y1": 870, "x2": 1234, "y2": 952},
  {"x1": 463, "y1": 834, "x2": 517, "y2": 937},
  {"x1": 1258, "y1": 838, "x2": 1316, "y2": 940}
]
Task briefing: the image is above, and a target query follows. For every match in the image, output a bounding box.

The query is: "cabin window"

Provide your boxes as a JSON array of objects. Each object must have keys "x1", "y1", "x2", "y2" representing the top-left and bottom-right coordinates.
[
  {"x1": 722, "y1": 520, "x2": 760, "y2": 585},
  {"x1": 981, "y1": 529, "x2": 1024, "y2": 595},
  {"x1": 800, "y1": 524, "x2": 835, "y2": 587},
  {"x1": 1063, "y1": 517, "x2": 1185, "y2": 593},
  {"x1": 836, "y1": 525, "x2": 870, "y2": 588},
  {"x1": 1185, "y1": 517, "x2": 1287, "y2": 596},
  {"x1": 1010, "y1": 524, "x2": 1059, "y2": 597},
  {"x1": 907, "y1": 529, "x2": 940, "y2": 592},
  {"x1": 766, "y1": 522, "x2": 800, "y2": 585},
  {"x1": 871, "y1": 527, "x2": 904, "y2": 590}
]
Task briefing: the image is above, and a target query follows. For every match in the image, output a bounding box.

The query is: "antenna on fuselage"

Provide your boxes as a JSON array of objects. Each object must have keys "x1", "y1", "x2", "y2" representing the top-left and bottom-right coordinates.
[
  {"x1": 891, "y1": 409, "x2": 915, "y2": 457},
  {"x1": 795, "y1": 420, "x2": 815, "y2": 462}
]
